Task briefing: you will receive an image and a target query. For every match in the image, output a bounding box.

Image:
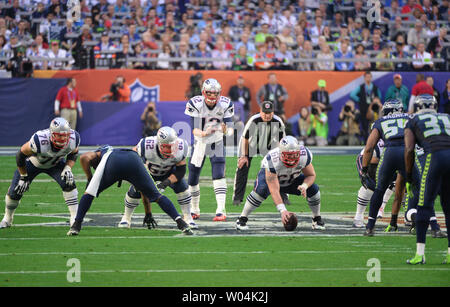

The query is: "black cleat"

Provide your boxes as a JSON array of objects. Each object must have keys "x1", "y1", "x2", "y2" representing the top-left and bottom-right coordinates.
[
  {"x1": 364, "y1": 228, "x2": 375, "y2": 237},
  {"x1": 431, "y1": 229, "x2": 447, "y2": 238},
  {"x1": 312, "y1": 216, "x2": 325, "y2": 230},
  {"x1": 67, "y1": 220, "x2": 82, "y2": 236},
  {"x1": 176, "y1": 218, "x2": 193, "y2": 235},
  {"x1": 235, "y1": 216, "x2": 249, "y2": 230}
]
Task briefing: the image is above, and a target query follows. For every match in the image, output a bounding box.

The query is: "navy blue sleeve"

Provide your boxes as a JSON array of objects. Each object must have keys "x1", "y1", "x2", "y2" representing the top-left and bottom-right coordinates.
[{"x1": 32, "y1": 134, "x2": 41, "y2": 153}]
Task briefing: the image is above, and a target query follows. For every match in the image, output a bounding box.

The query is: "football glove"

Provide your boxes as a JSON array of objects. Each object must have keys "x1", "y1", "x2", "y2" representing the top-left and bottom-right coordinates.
[
  {"x1": 361, "y1": 167, "x2": 376, "y2": 191},
  {"x1": 157, "y1": 179, "x2": 171, "y2": 193},
  {"x1": 61, "y1": 165, "x2": 74, "y2": 186},
  {"x1": 406, "y1": 182, "x2": 414, "y2": 199},
  {"x1": 14, "y1": 174, "x2": 30, "y2": 195},
  {"x1": 143, "y1": 213, "x2": 158, "y2": 229}
]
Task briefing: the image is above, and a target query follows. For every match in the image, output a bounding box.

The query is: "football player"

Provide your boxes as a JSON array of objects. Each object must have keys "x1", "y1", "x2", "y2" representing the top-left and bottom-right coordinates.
[
  {"x1": 404, "y1": 95, "x2": 450, "y2": 264},
  {"x1": 185, "y1": 78, "x2": 234, "y2": 221},
  {"x1": 353, "y1": 138, "x2": 396, "y2": 228},
  {"x1": 235, "y1": 136, "x2": 325, "y2": 231},
  {"x1": 361, "y1": 99, "x2": 411, "y2": 236},
  {"x1": 68, "y1": 145, "x2": 193, "y2": 236},
  {"x1": 117, "y1": 126, "x2": 197, "y2": 229},
  {"x1": 0, "y1": 117, "x2": 80, "y2": 228}
]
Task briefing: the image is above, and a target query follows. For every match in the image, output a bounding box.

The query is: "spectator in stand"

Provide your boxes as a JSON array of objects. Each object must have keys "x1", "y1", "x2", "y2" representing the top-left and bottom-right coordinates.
[
  {"x1": 366, "y1": 33, "x2": 384, "y2": 53},
  {"x1": 253, "y1": 42, "x2": 274, "y2": 70},
  {"x1": 425, "y1": 20, "x2": 440, "y2": 40},
  {"x1": 427, "y1": 27, "x2": 448, "y2": 71},
  {"x1": 129, "y1": 43, "x2": 148, "y2": 70},
  {"x1": 408, "y1": 73, "x2": 435, "y2": 113},
  {"x1": 412, "y1": 42, "x2": 434, "y2": 71},
  {"x1": 232, "y1": 45, "x2": 251, "y2": 71},
  {"x1": 385, "y1": 74, "x2": 410, "y2": 111},
  {"x1": 336, "y1": 100, "x2": 361, "y2": 146},
  {"x1": 235, "y1": 31, "x2": 256, "y2": 54},
  {"x1": 193, "y1": 41, "x2": 212, "y2": 70},
  {"x1": 375, "y1": 45, "x2": 394, "y2": 71},
  {"x1": 334, "y1": 41, "x2": 354, "y2": 71},
  {"x1": 407, "y1": 20, "x2": 427, "y2": 47},
  {"x1": 273, "y1": 42, "x2": 294, "y2": 70},
  {"x1": 353, "y1": 43, "x2": 371, "y2": 71},
  {"x1": 401, "y1": 0, "x2": 424, "y2": 19},
  {"x1": 315, "y1": 43, "x2": 335, "y2": 71},
  {"x1": 277, "y1": 26, "x2": 295, "y2": 46},
  {"x1": 156, "y1": 43, "x2": 174, "y2": 70},
  {"x1": 392, "y1": 39, "x2": 411, "y2": 71},
  {"x1": 26, "y1": 41, "x2": 47, "y2": 70},
  {"x1": 441, "y1": 79, "x2": 450, "y2": 114},
  {"x1": 309, "y1": 14, "x2": 324, "y2": 46},
  {"x1": 54, "y1": 78, "x2": 83, "y2": 130},
  {"x1": 211, "y1": 35, "x2": 232, "y2": 70},
  {"x1": 93, "y1": 31, "x2": 116, "y2": 69},
  {"x1": 173, "y1": 41, "x2": 193, "y2": 70},
  {"x1": 426, "y1": 76, "x2": 441, "y2": 106},
  {"x1": 350, "y1": 71, "x2": 382, "y2": 139},
  {"x1": 254, "y1": 23, "x2": 273, "y2": 45},
  {"x1": 46, "y1": 40, "x2": 75, "y2": 70},
  {"x1": 297, "y1": 40, "x2": 313, "y2": 71}
]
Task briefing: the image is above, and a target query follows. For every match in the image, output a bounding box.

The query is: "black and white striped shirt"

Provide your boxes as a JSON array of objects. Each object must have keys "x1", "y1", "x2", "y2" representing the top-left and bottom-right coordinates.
[{"x1": 239, "y1": 113, "x2": 286, "y2": 157}]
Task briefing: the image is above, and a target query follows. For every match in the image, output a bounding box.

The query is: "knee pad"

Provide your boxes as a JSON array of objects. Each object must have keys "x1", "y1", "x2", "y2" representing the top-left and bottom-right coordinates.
[
  {"x1": 5, "y1": 195, "x2": 19, "y2": 210},
  {"x1": 307, "y1": 190, "x2": 321, "y2": 207},
  {"x1": 306, "y1": 184, "x2": 320, "y2": 198},
  {"x1": 176, "y1": 189, "x2": 191, "y2": 206},
  {"x1": 127, "y1": 185, "x2": 141, "y2": 199}
]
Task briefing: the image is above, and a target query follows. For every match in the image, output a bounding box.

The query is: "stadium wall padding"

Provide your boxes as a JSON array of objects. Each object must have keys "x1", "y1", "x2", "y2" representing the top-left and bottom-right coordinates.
[{"x1": 1, "y1": 71, "x2": 449, "y2": 146}]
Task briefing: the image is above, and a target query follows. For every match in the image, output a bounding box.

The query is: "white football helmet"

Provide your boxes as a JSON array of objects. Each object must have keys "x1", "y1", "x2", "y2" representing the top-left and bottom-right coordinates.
[
  {"x1": 413, "y1": 94, "x2": 438, "y2": 114},
  {"x1": 49, "y1": 117, "x2": 71, "y2": 149},
  {"x1": 157, "y1": 126, "x2": 178, "y2": 158},
  {"x1": 202, "y1": 78, "x2": 221, "y2": 105},
  {"x1": 279, "y1": 136, "x2": 301, "y2": 168}
]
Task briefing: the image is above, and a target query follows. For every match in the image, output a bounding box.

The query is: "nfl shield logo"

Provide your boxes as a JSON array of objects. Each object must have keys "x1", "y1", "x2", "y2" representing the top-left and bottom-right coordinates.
[{"x1": 129, "y1": 78, "x2": 160, "y2": 103}]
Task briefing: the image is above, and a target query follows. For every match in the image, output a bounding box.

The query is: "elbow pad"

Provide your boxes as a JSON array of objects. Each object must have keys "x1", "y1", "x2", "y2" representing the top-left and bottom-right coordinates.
[
  {"x1": 16, "y1": 150, "x2": 28, "y2": 167},
  {"x1": 174, "y1": 164, "x2": 186, "y2": 182}
]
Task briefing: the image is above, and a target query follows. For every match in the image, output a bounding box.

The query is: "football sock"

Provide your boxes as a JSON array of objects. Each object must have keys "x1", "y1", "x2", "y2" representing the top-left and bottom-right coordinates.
[
  {"x1": 213, "y1": 178, "x2": 227, "y2": 215},
  {"x1": 355, "y1": 186, "x2": 372, "y2": 221},
  {"x1": 156, "y1": 195, "x2": 180, "y2": 221},
  {"x1": 3, "y1": 195, "x2": 19, "y2": 223},
  {"x1": 63, "y1": 189, "x2": 79, "y2": 225},
  {"x1": 307, "y1": 191, "x2": 321, "y2": 218},
  {"x1": 366, "y1": 189, "x2": 384, "y2": 229},
  {"x1": 242, "y1": 191, "x2": 264, "y2": 217},
  {"x1": 189, "y1": 184, "x2": 200, "y2": 215},
  {"x1": 416, "y1": 243, "x2": 425, "y2": 256},
  {"x1": 123, "y1": 193, "x2": 140, "y2": 223},
  {"x1": 176, "y1": 190, "x2": 193, "y2": 222},
  {"x1": 75, "y1": 194, "x2": 95, "y2": 223},
  {"x1": 429, "y1": 216, "x2": 440, "y2": 231},
  {"x1": 390, "y1": 214, "x2": 398, "y2": 226}
]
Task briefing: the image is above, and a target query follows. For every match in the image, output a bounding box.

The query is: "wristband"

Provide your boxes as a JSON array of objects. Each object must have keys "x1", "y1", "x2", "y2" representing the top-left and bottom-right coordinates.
[
  {"x1": 299, "y1": 183, "x2": 308, "y2": 190},
  {"x1": 276, "y1": 203, "x2": 287, "y2": 213}
]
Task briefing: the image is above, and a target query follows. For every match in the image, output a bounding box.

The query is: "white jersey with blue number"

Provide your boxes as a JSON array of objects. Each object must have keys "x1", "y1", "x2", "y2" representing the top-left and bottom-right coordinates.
[
  {"x1": 136, "y1": 136, "x2": 189, "y2": 177},
  {"x1": 184, "y1": 95, "x2": 234, "y2": 144},
  {"x1": 28, "y1": 129, "x2": 80, "y2": 169},
  {"x1": 261, "y1": 146, "x2": 313, "y2": 187}
]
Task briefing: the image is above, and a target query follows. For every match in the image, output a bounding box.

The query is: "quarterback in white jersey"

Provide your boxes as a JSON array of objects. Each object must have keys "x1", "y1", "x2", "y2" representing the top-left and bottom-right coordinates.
[
  {"x1": 1, "y1": 118, "x2": 80, "y2": 229},
  {"x1": 235, "y1": 136, "x2": 325, "y2": 231},
  {"x1": 185, "y1": 78, "x2": 234, "y2": 222},
  {"x1": 118, "y1": 127, "x2": 197, "y2": 229}
]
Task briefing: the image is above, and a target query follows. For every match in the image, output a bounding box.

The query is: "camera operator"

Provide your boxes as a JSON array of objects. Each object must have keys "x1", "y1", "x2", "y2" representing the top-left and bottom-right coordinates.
[
  {"x1": 102, "y1": 75, "x2": 131, "y2": 102},
  {"x1": 185, "y1": 72, "x2": 203, "y2": 100},
  {"x1": 366, "y1": 96, "x2": 383, "y2": 128},
  {"x1": 6, "y1": 45, "x2": 33, "y2": 78},
  {"x1": 306, "y1": 105, "x2": 328, "y2": 146},
  {"x1": 336, "y1": 101, "x2": 361, "y2": 145},
  {"x1": 141, "y1": 101, "x2": 162, "y2": 137}
]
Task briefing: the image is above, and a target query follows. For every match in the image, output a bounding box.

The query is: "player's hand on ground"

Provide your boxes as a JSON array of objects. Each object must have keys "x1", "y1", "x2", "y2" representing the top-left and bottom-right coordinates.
[
  {"x1": 61, "y1": 166, "x2": 74, "y2": 186},
  {"x1": 143, "y1": 213, "x2": 158, "y2": 229},
  {"x1": 297, "y1": 183, "x2": 308, "y2": 198},
  {"x1": 14, "y1": 175, "x2": 30, "y2": 195},
  {"x1": 281, "y1": 211, "x2": 294, "y2": 225},
  {"x1": 238, "y1": 156, "x2": 249, "y2": 169}
]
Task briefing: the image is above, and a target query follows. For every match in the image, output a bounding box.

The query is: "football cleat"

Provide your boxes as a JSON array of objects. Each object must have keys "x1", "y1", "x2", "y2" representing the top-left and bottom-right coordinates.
[
  {"x1": 352, "y1": 219, "x2": 365, "y2": 228},
  {"x1": 176, "y1": 218, "x2": 193, "y2": 235},
  {"x1": 0, "y1": 219, "x2": 11, "y2": 229},
  {"x1": 189, "y1": 222, "x2": 199, "y2": 229},
  {"x1": 311, "y1": 216, "x2": 325, "y2": 230},
  {"x1": 67, "y1": 227, "x2": 80, "y2": 236},
  {"x1": 384, "y1": 224, "x2": 398, "y2": 232},
  {"x1": 213, "y1": 213, "x2": 227, "y2": 222},
  {"x1": 407, "y1": 254, "x2": 425, "y2": 265},
  {"x1": 443, "y1": 254, "x2": 450, "y2": 264},
  {"x1": 118, "y1": 221, "x2": 131, "y2": 228},
  {"x1": 364, "y1": 228, "x2": 375, "y2": 237},
  {"x1": 431, "y1": 229, "x2": 447, "y2": 238},
  {"x1": 191, "y1": 213, "x2": 200, "y2": 220},
  {"x1": 235, "y1": 216, "x2": 249, "y2": 231}
]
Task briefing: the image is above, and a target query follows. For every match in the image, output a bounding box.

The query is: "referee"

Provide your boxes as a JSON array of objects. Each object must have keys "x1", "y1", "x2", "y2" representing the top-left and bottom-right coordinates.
[{"x1": 232, "y1": 101, "x2": 286, "y2": 206}]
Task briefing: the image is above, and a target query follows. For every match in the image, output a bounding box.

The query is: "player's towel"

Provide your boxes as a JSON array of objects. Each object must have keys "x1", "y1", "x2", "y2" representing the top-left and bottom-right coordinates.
[
  {"x1": 191, "y1": 139, "x2": 206, "y2": 168},
  {"x1": 85, "y1": 149, "x2": 113, "y2": 197}
]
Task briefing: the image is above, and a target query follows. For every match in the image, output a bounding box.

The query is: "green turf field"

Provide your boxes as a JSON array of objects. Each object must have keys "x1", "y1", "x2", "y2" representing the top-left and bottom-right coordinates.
[{"x1": 0, "y1": 154, "x2": 448, "y2": 287}]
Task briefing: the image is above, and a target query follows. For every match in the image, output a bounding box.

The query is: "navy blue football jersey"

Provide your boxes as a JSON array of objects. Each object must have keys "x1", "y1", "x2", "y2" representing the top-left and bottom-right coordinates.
[
  {"x1": 405, "y1": 112, "x2": 450, "y2": 153},
  {"x1": 372, "y1": 113, "x2": 412, "y2": 146}
]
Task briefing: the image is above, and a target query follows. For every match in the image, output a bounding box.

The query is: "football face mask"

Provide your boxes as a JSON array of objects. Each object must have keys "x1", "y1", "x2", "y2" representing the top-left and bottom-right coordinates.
[
  {"x1": 158, "y1": 143, "x2": 177, "y2": 158},
  {"x1": 202, "y1": 78, "x2": 222, "y2": 106},
  {"x1": 50, "y1": 132, "x2": 71, "y2": 149},
  {"x1": 280, "y1": 151, "x2": 301, "y2": 168},
  {"x1": 157, "y1": 126, "x2": 178, "y2": 158}
]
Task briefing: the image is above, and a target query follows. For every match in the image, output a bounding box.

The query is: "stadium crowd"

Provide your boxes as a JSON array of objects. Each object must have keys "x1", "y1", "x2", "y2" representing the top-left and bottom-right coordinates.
[{"x1": 0, "y1": 0, "x2": 449, "y2": 76}]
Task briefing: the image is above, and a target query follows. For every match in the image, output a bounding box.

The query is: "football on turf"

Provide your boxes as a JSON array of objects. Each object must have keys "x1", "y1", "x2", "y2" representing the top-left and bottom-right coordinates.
[{"x1": 283, "y1": 213, "x2": 298, "y2": 231}]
